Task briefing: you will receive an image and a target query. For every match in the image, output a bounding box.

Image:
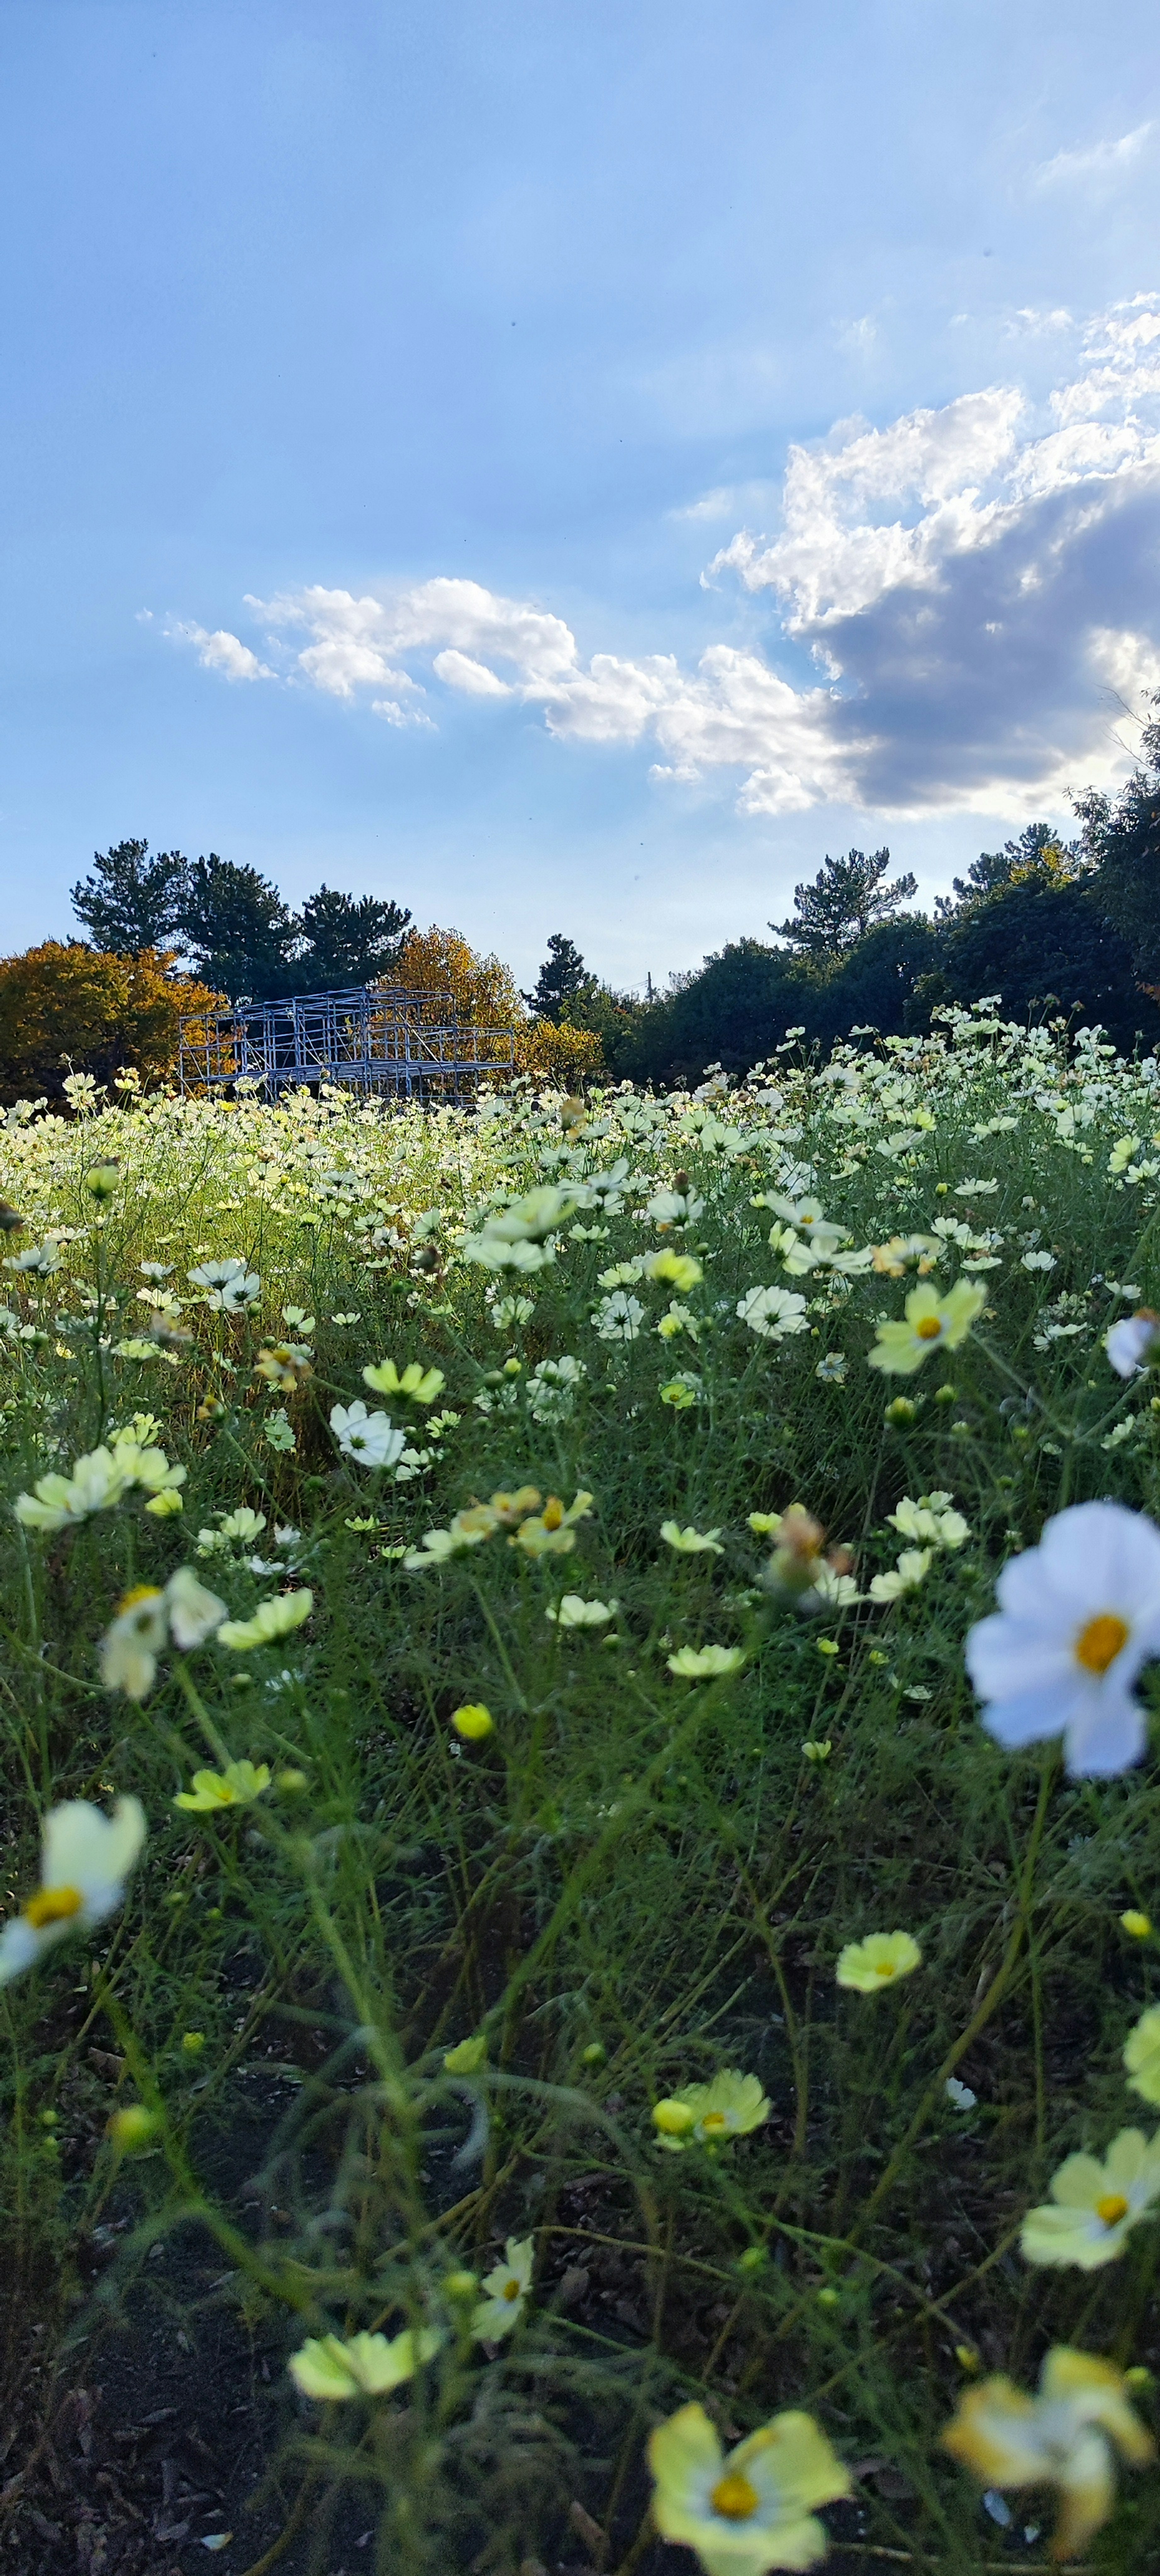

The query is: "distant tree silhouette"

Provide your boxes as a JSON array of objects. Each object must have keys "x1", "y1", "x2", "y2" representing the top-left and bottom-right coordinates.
[
  {"x1": 772, "y1": 847, "x2": 918, "y2": 956},
  {"x1": 523, "y1": 933, "x2": 596, "y2": 1020}
]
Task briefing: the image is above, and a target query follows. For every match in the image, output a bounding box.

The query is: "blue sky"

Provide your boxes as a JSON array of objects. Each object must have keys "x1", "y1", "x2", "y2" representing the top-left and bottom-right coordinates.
[{"x1": 3, "y1": 0, "x2": 1160, "y2": 990}]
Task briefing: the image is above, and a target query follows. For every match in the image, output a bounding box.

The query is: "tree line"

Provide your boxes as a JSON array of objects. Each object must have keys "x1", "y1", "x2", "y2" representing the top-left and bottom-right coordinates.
[
  {"x1": 524, "y1": 708, "x2": 1160, "y2": 1081},
  {"x1": 70, "y1": 843, "x2": 413, "y2": 998}
]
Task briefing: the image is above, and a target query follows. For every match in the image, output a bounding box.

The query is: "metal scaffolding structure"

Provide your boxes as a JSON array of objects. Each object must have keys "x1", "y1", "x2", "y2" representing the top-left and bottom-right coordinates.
[{"x1": 176, "y1": 985, "x2": 516, "y2": 1100}]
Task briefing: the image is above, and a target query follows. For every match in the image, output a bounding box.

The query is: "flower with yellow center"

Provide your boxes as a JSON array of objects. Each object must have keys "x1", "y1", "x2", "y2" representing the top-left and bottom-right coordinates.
[
  {"x1": 471, "y1": 2235, "x2": 534, "y2": 2341},
  {"x1": 1124, "y1": 2006, "x2": 1160, "y2": 2103},
  {"x1": 0, "y1": 1795, "x2": 146, "y2": 1986},
  {"x1": 965, "y1": 1499, "x2": 1160, "y2": 1776},
  {"x1": 289, "y1": 2325, "x2": 445, "y2": 2400},
  {"x1": 511, "y1": 1491, "x2": 594, "y2": 1555},
  {"x1": 98, "y1": 1566, "x2": 226, "y2": 1700},
  {"x1": 648, "y1": 2399, "x2": 850, "y2": 2576},
  {"x1": 867, "y1": 1278, "x2": 986, "y2": 1376},
  {"x1": 652, "y1": 2069, "x2": 770, "y2": 2153},
  {"x1": 835, "y1": 1931, "x2": 922, "y2": 1993},
  {"x1": 942, "y1": 2345, "x2": 1153, "y2": 2561},
  {"x1": 1021, "y1": 2126, "x2": 1160, "y2": 2268},
  {"x1": 174, "y1": 1761, "x2": 272, "y2": 1813}
]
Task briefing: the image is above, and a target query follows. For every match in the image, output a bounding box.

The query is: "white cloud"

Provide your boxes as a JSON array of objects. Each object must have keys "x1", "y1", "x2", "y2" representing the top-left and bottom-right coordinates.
[
  {"x1": 166, "y1": 619, "x2": 272, "y2": 681},
  {"x1": 171, "y1": 294, "x2": 1160, "y2": 819},
  {"x1": 1033, "y1": 123, "x2": 1153, "y2": 192},
  {"x1": 432, "y1": 647, "x2": 512, "y2": 696}
]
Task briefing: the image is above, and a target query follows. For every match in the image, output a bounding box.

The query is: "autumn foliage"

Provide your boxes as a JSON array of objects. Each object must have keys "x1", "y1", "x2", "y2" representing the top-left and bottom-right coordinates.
[
  {"x1": 393, "y1": 925, "x2": 604, "y2": 1083},
  {"x1": 0, "y1": 944, "x2": 225, "y2": 1106}
]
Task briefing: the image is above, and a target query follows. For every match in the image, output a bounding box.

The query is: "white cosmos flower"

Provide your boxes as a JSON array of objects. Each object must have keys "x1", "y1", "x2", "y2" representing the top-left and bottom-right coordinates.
[
  {"x1": 99, "y1": 1567, "x2": 227, "y2": 1699},
  {"x1": 966, "y1": 1501, "x2": 1160, "y2": 1777},
  {"x1": 1107, "y1": 1310, "x2": 1160, "y2": 1379},
  {"x1": 188, "y1": 1257, "x2": 260, "y2": 1312},
  {"x1": 0, "y1": 1796, "x2": 147, "y2": 1985},
  {"x1": 471, "y1": 2235, "x2": 534, "y2": 2340},
  {"x1": 329, "y1": 1401, "x2": 405, "y2": 1469},
  {"x1": 736, "y1": 1285, "x2": 809, "y2": 1341}
]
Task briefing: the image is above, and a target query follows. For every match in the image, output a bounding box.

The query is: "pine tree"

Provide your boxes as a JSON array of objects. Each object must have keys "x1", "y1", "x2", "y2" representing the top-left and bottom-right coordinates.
[
  {"x1": 177, "y1": 856, "x2": 297, "y2": 999},
  {"x1": 294, "y1": 886, "x2": 413, "y2": 987},
  {"x1": 523, "y1": 933, "x2": 596, "y2": 1021},
  {"x1": 772, "y1": 848, "x2": 918, "y2": 958},
  {"x1": 70, "y1": 840, "x2": 189, "y2": 956}
]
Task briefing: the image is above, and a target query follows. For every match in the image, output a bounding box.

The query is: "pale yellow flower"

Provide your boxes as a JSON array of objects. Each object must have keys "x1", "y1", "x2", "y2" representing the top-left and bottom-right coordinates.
[
  {"x1": 217, "y1": 1589, "x2": 313, "y2": 1649},
  {"x1": 1021, "y1": 2126, "x2": 1160, "y2": 2268},
  {"x1": 1121, "y1": 1910, "x2": 1153, "y2": 1941},
  {"x1": 867, "y1": 1278, "x2": 986, "y2": 1376},
  {"x1": 835, "y1": 1931, "x2": 922, "y2": 1992},
  {"x1": 645, "y1": 1250, "x2": 704, "y2": 1294},
  {"x1": 1124, "y1": 2005, "x2": 1160, "y2": 2101},
  {"x1": 472, "y1": 2235, "x2": 534, "y2": 2340},
  {"x1": 653, "y1": 2069, "x2": 770, "y2": 2152},
  {"x1": 661, "y1": 1521, "x2": 724, "y2": 1555},
  {"x1": 174, "y1": 1761, "x2": 272, "y2": 1813},
  {"x1": 667, "y1": 1645, "x2": 745, "y2": 1679},
  {"x1": 648, "y1": 2399, "x2": 850, "y2": 2576},
  {"x1": 362, "y1": 1358, "x2": 446, "y2": 1404},
  {"x1": 289, "y1": 2326, "x2": 444, "y2": 2400},
  {"x1": 943, "y1": 2346, "x2": 1153, "y2": 2561}
]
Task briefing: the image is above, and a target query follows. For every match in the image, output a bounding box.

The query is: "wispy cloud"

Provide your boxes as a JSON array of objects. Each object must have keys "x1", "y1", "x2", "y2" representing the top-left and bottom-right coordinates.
[
  {"x1": 167, "y1": 295, "x2": 1160, "y2": 819},
  {"x1": 1033, "y1": 123, "x2": 1154, "y2": 192}
]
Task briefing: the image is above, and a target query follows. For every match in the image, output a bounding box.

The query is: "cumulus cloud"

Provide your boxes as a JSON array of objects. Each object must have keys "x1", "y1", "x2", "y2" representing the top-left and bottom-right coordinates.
[
  {"x1": 166, "y1": 619, "x2": 273, "y2": 681},
  {"x1": 170, "y1": 294, "x2": 1160, "y2": 818},
  {"x1": 1033, "y1": 124, "x2": 1154, "y2": 192}
]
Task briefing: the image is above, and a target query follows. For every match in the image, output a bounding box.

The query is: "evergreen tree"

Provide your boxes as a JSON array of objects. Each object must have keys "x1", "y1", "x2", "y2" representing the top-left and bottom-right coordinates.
[
  {"x1": 945, "y1": 821, "x2": 1079, "y2": 912},
  {"x1": 1074, "y1": 708, "x2": 1160, "y2": 983},
  {"x1": 70, "y1": 840, "x2": 189, "y2": 956},
  {"x1": 523, "y1": 932, "x2": 596, "y2": 1021},
  {"x1": 294, "y1": 886, "x2": 413, "y2": 987},
  {"x1": 772, "y1": 847, "x2": 918, "y2": 957},
  {"x1": 177, "y1": 855, "x2": 296, "y2": 999}
]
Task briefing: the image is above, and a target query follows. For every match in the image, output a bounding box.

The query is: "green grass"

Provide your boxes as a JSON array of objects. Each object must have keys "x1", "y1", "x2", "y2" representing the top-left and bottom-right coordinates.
[{"x1": 4, "y1": 1015, "x2": 1160, "y2": 2573}]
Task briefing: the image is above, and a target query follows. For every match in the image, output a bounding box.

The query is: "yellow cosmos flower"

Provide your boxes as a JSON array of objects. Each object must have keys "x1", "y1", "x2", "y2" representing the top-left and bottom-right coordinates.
[
  {"x1": 1021, "y1": 2126, "x2": 1160, "y2": 2268},
  {"x1": 362, "y1": 1358, "x2": 446, "y2": 1404},
  {"x1": 868, "y1": 1278, "x2": 986, "y2": 1376},
  {"x1": 648, "y1": 2400, "x2": 850, "y2": 2576},
  {"x1": 835, "y1": 1931, "x2": 922, "y2": 1992},
  {"x1": 217, "y1": 1588, "x2": 313, "y2": 1649},
  {"x1": 1121, "y1": 1910, "x2": 1153, "y2": 1940},
  {"x1": 451, "y1": 1704, "x2": 494, "y2": 1740},
  {"x1": 1124, "y1": 2005, "x2": 1160, "y2": 2102},
  {"x1": 943, "y1": 2346, "x2": 1153, "y2": 2561},
  {"x1": 645, "y1": 1251, "x2": 704, "y2": 1294},
  {"x1": 652, "y1": 2069, "x2": 770, "y2": 2152},
  {"x1": 289, "y1": 2325, "x2": 444, "y2": 2399},
  {"x1": 661, "y1": 1521, "x2": 724, "y2": 1555},
  {"x1": 443, "y1": 2035, "x2": 488, "y2": 2073},
  {"x1": 174, "y1": 1761, "x2": 272, "y2": 1812}
]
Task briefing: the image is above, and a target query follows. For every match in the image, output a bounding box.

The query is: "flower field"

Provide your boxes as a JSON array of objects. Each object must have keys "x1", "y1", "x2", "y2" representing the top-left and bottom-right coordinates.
[{"x1": 8, "y1": 1010, "x2": 1160, "y2": 2572}]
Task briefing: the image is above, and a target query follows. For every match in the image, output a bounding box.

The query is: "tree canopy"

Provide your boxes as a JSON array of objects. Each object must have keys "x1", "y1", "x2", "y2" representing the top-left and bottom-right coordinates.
[
  {"x1": 772, "y1": 847, "x2": 919, "y2": 956},
  {"x1": 523, "y1": 932, "x2": 597, "y2": 1020},
  {"x1": 70, "y1": 841, "x2": 189, "y2": 956}
]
